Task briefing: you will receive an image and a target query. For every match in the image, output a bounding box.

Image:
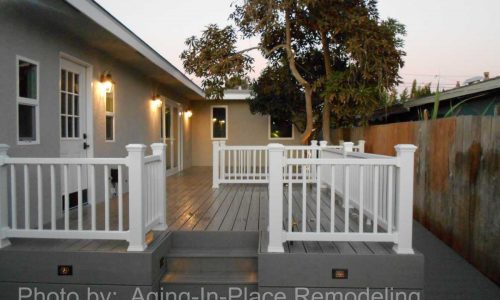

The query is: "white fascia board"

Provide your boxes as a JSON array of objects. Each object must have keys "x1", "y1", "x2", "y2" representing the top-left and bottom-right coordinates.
[{"x1": 64, "y1": 0, "x2": 204, "y2": 98}]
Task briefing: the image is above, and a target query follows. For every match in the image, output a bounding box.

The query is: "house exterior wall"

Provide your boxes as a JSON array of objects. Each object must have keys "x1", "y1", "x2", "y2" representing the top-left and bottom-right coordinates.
[
  {"x1": 190, "y1": 100, "x2": 303, "y2": 166},
  {"x1": 0, "y1": 3, "x2": 192, "y2": 224}
]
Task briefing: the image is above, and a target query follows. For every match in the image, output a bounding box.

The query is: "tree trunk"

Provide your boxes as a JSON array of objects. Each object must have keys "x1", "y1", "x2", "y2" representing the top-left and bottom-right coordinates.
[
  {"x1": 320, "y1": 29, "x2": 333, "y2": 143},
  {"x1": 301, "y1": 88, "x2": 314, "y2": 144}
]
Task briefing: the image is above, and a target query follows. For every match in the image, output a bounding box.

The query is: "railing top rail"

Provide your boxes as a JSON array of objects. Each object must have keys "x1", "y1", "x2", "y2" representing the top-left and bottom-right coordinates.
[
  {"x1": 219, "y1": 145, "x2": 268, "y2": 150},
  {"x1": 3, "y1": 157, "x2": 128, "y2": 165},
  {"x1": 144, "y1": 154, "x2": 161, "y2": 164},
  {"x1": 322, "y1": 148, "x2": 394, "y2": 159},
  {"x1": 286, "y1": 158, "x2": 399, "y2": 166}
]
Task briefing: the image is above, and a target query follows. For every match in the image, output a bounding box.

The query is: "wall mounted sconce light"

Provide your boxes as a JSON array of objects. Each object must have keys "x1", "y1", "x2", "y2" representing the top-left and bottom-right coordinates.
[
  {"x1": 151, "y1": 94, "x2": 162, "y2": 109},
  {"x1": 100, "y1": 71, "x2": 114, "y2": 93},
  {"x1": 185, "y1": 110, "x2": 193, "y2": 118}
]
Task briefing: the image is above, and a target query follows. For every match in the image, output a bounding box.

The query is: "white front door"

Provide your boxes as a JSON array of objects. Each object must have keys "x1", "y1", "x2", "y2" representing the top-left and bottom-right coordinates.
[{"x1": 60, "y1": 58, "x2": 89, "y2": 209}]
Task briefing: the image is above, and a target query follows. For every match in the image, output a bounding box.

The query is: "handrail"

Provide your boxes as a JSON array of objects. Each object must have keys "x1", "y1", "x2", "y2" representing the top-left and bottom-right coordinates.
[{"x1": 0, "y1": 143, "x2": 167, "y2": 252}]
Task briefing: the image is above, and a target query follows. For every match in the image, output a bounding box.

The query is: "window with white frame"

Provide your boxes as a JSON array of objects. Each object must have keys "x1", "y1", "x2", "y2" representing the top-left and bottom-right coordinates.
[
  {"x1": 105, "y1": 85, "x2": 115, "y2": 141},
  {"x1": 211, "y1": 106, "x2": 227, "y2": 139},
  {"x1": 17, "y1": 57, "x2": 39, "y2": 144},
  {"x1": 269, "y1": 115, "x2": 293, "y2": 139},
  {"x1": 160, "y1": 105, "x2": 171, "y2": 139},
  {"x1": 60, "y1": 68, "x2": 81, "y2": 139}
]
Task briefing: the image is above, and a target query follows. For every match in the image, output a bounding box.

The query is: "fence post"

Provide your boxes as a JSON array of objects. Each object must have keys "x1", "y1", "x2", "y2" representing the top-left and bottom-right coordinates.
[
  {"x1": 394, "y1": 144, "x2": 417, "y2": 255},
  {"x1": 358, "y1": 140, "x2": 365, "y2": 153},
  {"x1": 268, "y1": 143, "x2": 285, "y2": 253},
  {"x1": 343, "y1": 142, "x2": 354, "y2": 156},
  {"x1": 126, "y1": 144, "x2": 147, "y2": 252},
  {"x1": 212, "y1": 141, "x2": 220, "y2": 189},
  {"x1": 151, "y1": 143, "x2": 168, "y2": 231},
  {"x1": 0, "y1": 145, "x2": 11, "y2": 248},
  {"x1": 310, "y1": 140, "x2": 318, "y2": 179}
]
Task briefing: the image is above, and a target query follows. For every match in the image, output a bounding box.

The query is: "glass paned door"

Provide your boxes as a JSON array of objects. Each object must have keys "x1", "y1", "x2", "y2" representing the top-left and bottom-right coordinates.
[{"x1": 161, "y1": 100, "x2": 182, "y2": 175}]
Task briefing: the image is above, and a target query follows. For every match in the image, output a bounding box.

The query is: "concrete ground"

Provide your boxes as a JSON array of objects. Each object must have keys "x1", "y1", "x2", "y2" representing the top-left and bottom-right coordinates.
[{"x1": 413, "y1": 222, "x2": 500, "y2": 299}]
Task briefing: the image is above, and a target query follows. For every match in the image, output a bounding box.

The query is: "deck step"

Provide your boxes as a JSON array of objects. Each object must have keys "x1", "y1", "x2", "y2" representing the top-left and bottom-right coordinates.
[
  {"x1": 160, "y1": 231, "x2": 259, "y2": 298},
  {"x1": 162, "y1": 271, "x2": 258, "y2": 285}
]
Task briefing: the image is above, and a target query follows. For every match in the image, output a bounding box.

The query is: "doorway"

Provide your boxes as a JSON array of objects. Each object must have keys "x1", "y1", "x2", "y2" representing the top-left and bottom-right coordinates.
[
  {"x1": 59, "y1": 58, "x2": 90, "y2": 209},
  {"x1": 160, "y1": 98, "x2": 183, "y2": 175}
]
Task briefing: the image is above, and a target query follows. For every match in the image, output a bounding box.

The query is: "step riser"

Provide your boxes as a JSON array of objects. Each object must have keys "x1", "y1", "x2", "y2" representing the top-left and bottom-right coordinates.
[
  {"x1": 167, "y1": 257, "x2": 257, "y2": 273},
  {"x1": 169, "y1": 231, "x2": 258, "y2": 250},
  {"x1": 160, "y1": 284, "x2": 258, "y2": 299}
]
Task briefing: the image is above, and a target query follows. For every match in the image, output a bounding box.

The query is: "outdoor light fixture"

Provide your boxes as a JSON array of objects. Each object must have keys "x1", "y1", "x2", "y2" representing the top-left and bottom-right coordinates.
[
  {"x1": 332, "y1": 269, "x2": 348, "y2": 279},
  {"x1": 212, "y1": 118, "x2": 217, "y2": 122},
  {"x1": 185, "y1": 110, "x2": 193, "y2": 118},
  {"x1": 100, "y1": 71, "x2": 114, "y2": 93},
  {"x1": 151, "y1": 94, "x2": 162, "y2": 109}
]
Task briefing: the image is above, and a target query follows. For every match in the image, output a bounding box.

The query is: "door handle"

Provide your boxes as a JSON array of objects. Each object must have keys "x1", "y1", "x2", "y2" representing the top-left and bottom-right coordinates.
[{"x1": 83, "y1": 142, "x2": 90, "y2": 150}]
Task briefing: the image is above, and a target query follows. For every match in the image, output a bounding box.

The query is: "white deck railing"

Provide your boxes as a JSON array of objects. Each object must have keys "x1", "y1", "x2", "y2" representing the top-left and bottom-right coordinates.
[
  {"x1": 212, "y1": 140, "x2": 365, "y2": 188},
  {"x1": 267, "y1": 143, "x2": 417, "y2": 254},
  {"x1": 0, "y1": 143, "x2": 167, "y2": 252}
]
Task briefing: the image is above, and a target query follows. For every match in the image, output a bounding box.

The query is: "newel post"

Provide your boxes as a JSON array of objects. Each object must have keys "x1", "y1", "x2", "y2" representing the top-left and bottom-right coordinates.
[
  {"x1": 268, "y1": 143, "x2": 285, "y2": 253},
  {"x1": 394, "y1": 144, "x2": 417, "y2": 255},
  {"x1": 212, "y1": 141, "x2": 220, "y2": 189},
  {"x1": 151, "y1": 143, "x2": 168, "y2": 231},
  {"x1": 0, "y1": 145, "x2": 11, "y2": 248},
  {"x1": 126, "y1": 144, "x2": 147, "y2": 252},
  {"x1": 343, "y1": 142, "x2": 354, "y2": 155},
  {"x1": 358, "y1": 140, "x2": 366, "y2": 153}
]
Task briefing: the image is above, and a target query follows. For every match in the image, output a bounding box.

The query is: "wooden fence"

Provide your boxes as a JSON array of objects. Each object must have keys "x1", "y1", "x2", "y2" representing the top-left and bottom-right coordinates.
[{"x1": 331, "y1": 116, "x2": 500, "y2": 284}]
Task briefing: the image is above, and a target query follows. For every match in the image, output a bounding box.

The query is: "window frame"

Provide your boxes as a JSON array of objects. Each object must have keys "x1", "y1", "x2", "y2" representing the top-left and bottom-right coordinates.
[
  {"x1": 105, "y1": 84, "x2": 115, "y2": 142},
  {"x1": 268, "y1": 115, "x2": 294, "y2": 140},
  {"x1": 210, "y1": 105, "x2": 228, "y2": 140},
  {"x1": 16, "y1": 55, "x2": 40, "y2": 145}
]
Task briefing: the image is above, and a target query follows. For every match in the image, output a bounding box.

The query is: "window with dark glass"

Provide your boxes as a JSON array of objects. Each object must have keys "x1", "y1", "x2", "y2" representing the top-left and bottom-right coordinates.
[
  {"x1": 105, "y1": 85, "x2": 115, "y2": 141},
  {"x1": 211, "y1": 106, "x2": 227, "y2": 139},
  {"x1": 270, "y1": 115, "x2": 293, "y2": 139},
  {"x1": 161, "y1": 106, "x2": 171, "y2": 139},
  {"x1": 17, "y1": 58, "x2": 39, "y2": 143}
]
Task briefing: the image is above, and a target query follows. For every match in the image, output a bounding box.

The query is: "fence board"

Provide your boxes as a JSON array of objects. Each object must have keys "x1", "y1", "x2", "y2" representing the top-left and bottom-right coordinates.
[{"x1": 331, "y1": 116, "x2": 500, "y2": 284}]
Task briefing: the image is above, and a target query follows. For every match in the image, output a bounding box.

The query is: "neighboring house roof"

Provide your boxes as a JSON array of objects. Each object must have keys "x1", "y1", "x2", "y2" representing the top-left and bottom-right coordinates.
[
  {"x1": 63, "y1": 0, "x2": 204, "y2": 100},
  {"x1": 404, "y1": 76, "x2": 500, "y2": 108},
  {"x1": 223, "y1": 89, "x2": 252, "y2": 100}
]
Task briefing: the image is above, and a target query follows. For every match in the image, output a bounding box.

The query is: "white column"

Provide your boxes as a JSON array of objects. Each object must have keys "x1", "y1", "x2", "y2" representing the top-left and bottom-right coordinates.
[
  {"x1": 212, "y1": 141, "x2": 220, "y2": 189},
  {"x1": 358, "y1": 140, "x2": 366, "y2": 153},
  {"x1": 310, "y1": 140, "x2": 318, "y2": 179},
  {"x1": 151, "y1": 143, "x2": 168, "y2": 231},
  {"x1": 126, "y1": 144, "x2": 147, "y2": 252},
  {"x1": 220, "y1": 141, "x2": 226, "y2": 183},
  {"x1": 0, "y1": 145, "x2": 11, "y2": 248},
  {"x1": 268, "y1": 143, "x2": 285, "y2": 253},
  {"x1": 393, "y1": 144, "x2": 417, "y2": 255}
]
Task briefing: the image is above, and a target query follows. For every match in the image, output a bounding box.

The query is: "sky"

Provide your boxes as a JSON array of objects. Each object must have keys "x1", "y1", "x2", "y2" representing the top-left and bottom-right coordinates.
[{"x1": 95, "y1": 0, "x2": 500, "y2": 94}]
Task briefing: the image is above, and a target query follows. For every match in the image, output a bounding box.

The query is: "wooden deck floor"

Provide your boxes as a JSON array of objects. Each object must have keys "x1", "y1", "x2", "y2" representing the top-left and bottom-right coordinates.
[{"x1": 168, "y1": 167, "x2": 395, "y2": 255}]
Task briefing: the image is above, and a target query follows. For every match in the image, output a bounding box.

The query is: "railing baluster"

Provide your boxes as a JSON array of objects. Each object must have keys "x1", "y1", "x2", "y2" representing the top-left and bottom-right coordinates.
[
  {"x1": 302, "y1": 165, "x2": 306, "y2": 232},
  {"x1": 359, "y1": 166, "x2": 364, "y2": 233},
  {"x1": 77, "y1": 165, "x2": 82, "y2": 231},
  {"x1": 253, "y1": 150, "x2": 256, "y2": 180},
  {"x1": 316, "y1": 164, "x2": 321, "y2": 233},
  {"x1": 344, "y1": 165, "x2": 349, "y2": 233},
  {"x1": 37, "y1": 165, "x2": 43, "y2": 230},
  {"x1": 118, "y1": 165, "x2": 123, "y2": 231},
  {"x1": 50, "y1": 165, "x2": 56, "y2": 230},
  {"x1": 373, "y1": 165, "x2": 379, "y2": 233},
  {"x1": 330, "y1": 165, "x2": 335, "y2": 233},
  {"x1": 10, "y1": 165, "x2": 17, "y2": 229},
  {"x1": 387, "y1": 166, "x2": 393, "y2": 233},
  {"x1": 104, "y1": 165, "x2": 110, "y2": 231},
  {"x1": 63, "y1": 164, "x2": 69, "y2": 230},
  {"x1": 90, "y1": 165, "x2": 96, "y2": 231},
  {"x1": 288, "y1": 165, "x2": 292, "y2": 232},
  {"x1": 24, "y1": 165, "x2": 30, "y2": 229}
]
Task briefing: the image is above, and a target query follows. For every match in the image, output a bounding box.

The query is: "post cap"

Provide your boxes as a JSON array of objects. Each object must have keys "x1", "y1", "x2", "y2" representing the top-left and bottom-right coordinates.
[
  {"x1": 343, "y1": 142, "x2": 354, "y2": 146},
  {"x1": 395, "y1": 144, "x2": 418, "y2": 152},
  {"x1": 125, "y1": 144, "x2": 147, "y2": 152},
  {"x1": 319, "y1": 141, "x2": 328, "y2": 147},
  {"x1": 310, "y1": 140, "x2": 318, "y2": 146},
  {"x1": 151, "y1": 143, "x2": 167, "y2": 150},
  {"x1": 358, "y1": 140, "x2": 366, "y2": 144}
]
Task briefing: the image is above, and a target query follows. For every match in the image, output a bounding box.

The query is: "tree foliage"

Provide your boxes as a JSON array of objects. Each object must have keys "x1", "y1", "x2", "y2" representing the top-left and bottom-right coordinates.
[{"x1": 181, "y1": 0, "x2": 406, "y2": 141}]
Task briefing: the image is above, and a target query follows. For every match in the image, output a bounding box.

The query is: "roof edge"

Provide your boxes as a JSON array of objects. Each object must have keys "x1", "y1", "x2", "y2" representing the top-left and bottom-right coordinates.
[{"x1": 64, "y1": 0, "x2": 204, "y2": 98}]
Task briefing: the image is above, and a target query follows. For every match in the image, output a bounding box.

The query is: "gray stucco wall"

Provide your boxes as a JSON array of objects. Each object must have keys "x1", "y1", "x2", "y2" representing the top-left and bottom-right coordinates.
[{"x1": 0, "y1": 2, "x2": 192, "y2": 226}]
